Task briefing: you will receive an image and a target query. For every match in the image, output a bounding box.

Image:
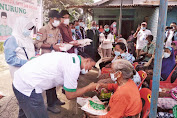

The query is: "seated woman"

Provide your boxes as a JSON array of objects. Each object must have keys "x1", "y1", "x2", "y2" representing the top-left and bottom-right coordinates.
[
  {"x1": 136, "y1": 47, "x2": 176, "y2": 84},
  {"x1": 89, "y1": 59, "x2": 142, "y2": 118},
  {"x1": 161, "y1": 47, "x2": 176, "y2": 81},
  {"x1": 99, "y1": 42, "x2": 135, "y2": 70}
]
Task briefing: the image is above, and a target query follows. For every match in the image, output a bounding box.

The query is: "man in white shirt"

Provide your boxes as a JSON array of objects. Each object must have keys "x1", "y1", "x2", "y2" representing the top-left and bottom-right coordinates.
[
  {"x1": 12, "y1": 52, "x2": 98, "y2": 118},
  {"x1": 133, "y1": 22, "x2": 152, "y2": 58}
]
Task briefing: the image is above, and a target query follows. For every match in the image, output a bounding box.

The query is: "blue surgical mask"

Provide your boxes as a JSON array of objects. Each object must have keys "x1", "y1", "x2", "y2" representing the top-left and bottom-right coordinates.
[
  {"x1": 75, "y1": 26, "x2": 80, "y2": 30},
  {"x1": 23, "y1": 29, "x2": 31, "y2": 37},
  {"x1": 113, "y1": 24, "x2": 116, "y2": 27},
  {"x1": 114, "y1": 51, "x2": 120, "y2": 56},
  {"x1": 141, "y1": 27, "x2": 146, "y2": 30},
  {"x1": 121, "y1": 53, "x2": 126, "y2": 57},
  {"x1": 71, "y1": 29, "x2": 75, "y2": 33},
  {"x1": 105, "y1": 28, "x2": 110, "y2": 32}
]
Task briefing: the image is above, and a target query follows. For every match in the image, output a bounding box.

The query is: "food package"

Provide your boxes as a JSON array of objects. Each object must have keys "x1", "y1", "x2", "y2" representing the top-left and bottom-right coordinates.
[
  {"x1": 99, "y1": 88, "x2": 112, "y2": 100},
  {"x1": 70, "y1": 38, "x2": 92, "y2": 47},
  {"x1": 81, "y1": 98, "x2": 108, "y2": 116},
  {"x1": 77, "y1": 96, "x2": 101, "y2": 107},
  {"x1": 56, "y1": 43, "x2": 73, "y2": 52}
]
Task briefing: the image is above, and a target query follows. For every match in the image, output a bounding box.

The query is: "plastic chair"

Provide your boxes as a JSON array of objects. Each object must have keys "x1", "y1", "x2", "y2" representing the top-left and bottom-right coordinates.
[
  {"x1": 133, "y1": 62, "x2": 139, "y2": 69},
  {"x1": 138, "y1": 70, "x2": 147, "y2": 89},
  {"x1": 140, "y1": 88, "x2": 151, "y2": 118},
  {"x1": 150, "y1": 64, "x2": 177, "y2": 89}
]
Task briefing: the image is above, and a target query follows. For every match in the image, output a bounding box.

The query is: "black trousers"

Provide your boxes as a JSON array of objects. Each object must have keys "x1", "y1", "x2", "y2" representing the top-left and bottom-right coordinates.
[{"x1": 46, "y1": 87, "x2": 58, "y2": 107}]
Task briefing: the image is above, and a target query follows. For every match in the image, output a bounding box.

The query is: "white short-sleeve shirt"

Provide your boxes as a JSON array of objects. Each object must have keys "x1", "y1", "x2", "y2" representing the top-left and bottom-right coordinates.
[
  {"x1": 136, "y1": 29, "x2": 152, "y2": 49},
  {"x1": 13, "y1": 52, "x2": 81, "y2": 97}
]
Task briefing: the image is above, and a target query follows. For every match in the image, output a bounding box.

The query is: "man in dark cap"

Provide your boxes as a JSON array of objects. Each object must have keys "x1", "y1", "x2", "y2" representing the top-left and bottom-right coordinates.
[
  {"x1": 34, "y1": 10, "x2": 65, "y2": 114},
  {"x1": 59, "y1": 10, "x2": 79, "y2": 53}
]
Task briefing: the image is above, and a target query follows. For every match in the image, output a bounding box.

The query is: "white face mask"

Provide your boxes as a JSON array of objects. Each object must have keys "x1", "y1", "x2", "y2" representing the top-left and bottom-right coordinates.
[
  {"x1": 64, "y1": 19, "x2": 70, "y2": 25},
  {"x1": 110, "y1": 71, "x2": 119, "y2": 82},
  {"x1": 81, "y1": 68, "x2": 88, "y2": 75},
  {"x1": 163, "y1": 52, "x2": 170, "y2": 58},
  {"x1": 114, "y1": 51, "x2": 121, "y2": 56},
  {"x1": 80, "y1": 62, "x2": 90, "y2": 75},
  {"x1": 141, "y1": 27, "x2": 146, "y2": 30},
  {"x1": 52, "y1": 20, "x2": 60, "y2": 27}
]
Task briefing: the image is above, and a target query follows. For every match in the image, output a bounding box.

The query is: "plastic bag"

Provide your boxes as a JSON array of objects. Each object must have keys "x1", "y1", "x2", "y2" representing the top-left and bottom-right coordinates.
[
  {"x1": 70, "y1": 39, "x2": 92, "y2": 47},
  {"x1": 81, "y1": 98, "x2": 108, "y2": 116},
  {"x1": 57, "y1": 43, "x2": 73, "y2": 52},
  {"x1": 99, "y1": 88, "x2": 112, "y2": 100}
]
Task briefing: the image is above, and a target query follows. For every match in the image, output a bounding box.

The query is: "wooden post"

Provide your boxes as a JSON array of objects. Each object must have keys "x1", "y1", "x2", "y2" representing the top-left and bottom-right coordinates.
[{"x1": 118, "y1": 0, "x2": 123, "y2": 37}]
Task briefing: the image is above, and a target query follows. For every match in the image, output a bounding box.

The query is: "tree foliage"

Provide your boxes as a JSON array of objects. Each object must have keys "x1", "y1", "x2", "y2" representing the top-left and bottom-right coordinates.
[{"x1": 43, "y1": 0, "x2": 94, "y2": 22}]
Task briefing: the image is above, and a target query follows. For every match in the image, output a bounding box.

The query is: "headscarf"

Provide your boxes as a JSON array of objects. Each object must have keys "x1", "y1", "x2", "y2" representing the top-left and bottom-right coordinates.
[
  {"x1": 12, "y1": 16, "x2": 34, "y2": 46},
  {"x1": 110, "y1": 22, "x2": 117, "y2": 35},
  {"x1": 161, "y1": 47, "x2": 176, "y2": 81},
  {"x1": 12, "y1": 16, "x2": 35, "y2": 60}
]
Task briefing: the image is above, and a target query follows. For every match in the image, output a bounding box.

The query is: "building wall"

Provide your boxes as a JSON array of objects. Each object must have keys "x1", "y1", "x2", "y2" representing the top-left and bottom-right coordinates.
[
  {"x1": 149, "y1": 7, "x2": 159, "y2": 41},
  {"x1": 93, "y1": 7, "x2": 155, "y2": 30},
  {"x1": 93, "y1": 6, "x2": 176, "y2": 39},
  {"x1": 167, "y1": 7, "x2": 177, "y2": 26}
]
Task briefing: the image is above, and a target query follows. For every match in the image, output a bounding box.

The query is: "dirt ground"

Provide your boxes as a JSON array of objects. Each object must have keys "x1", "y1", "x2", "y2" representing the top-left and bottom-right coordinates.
[{"x1": 0, "y1": 53, "x2": 99, "y2": 118}]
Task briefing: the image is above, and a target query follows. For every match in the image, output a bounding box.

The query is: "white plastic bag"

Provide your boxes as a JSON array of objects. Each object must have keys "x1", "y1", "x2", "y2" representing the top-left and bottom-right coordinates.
[
  {"x1": 80, "y1": 97, "x2": 108, "y2": 116},
  {"x1": 70, "y1": 39, "x2": 92, "y2": 47},
  {"x1": 57, "y1": 43, "x2": 73, "y2": 52}
]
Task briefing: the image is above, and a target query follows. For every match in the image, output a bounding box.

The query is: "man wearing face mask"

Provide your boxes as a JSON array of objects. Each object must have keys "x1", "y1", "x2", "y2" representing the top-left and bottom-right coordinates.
[
  {"x1": 59, "y1": 10, "x2": 79, "y2": 53},
  {"x1": 34, "y1": 10, "x2": 65, "y2": 114},
  {"x1": 133, "y1": 22, "x2": 152, "y2": 58},
  {"x1": 78, "y1": 18, "x2": 86, "y2": 38},
  {"x1": 85, "y1": 21, "x2": 100, "y2": 62},
  {"x1": 35, "y1": 10, "x2": 63, "y2": 54},
  {"x1": 12, "y1": 52, "x2": 98, "y2": 118}
]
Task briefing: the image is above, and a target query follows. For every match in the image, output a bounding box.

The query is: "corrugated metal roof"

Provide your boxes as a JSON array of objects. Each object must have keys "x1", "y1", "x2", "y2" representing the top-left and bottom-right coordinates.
[{"x1": 67, "y1": 4, "x2": 177, "y2": 8}]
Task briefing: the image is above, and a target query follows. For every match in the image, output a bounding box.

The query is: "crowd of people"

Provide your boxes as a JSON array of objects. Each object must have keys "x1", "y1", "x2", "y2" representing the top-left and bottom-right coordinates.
[{"x1": 3, "y1": 9, "x2": 177, "y2": 118}]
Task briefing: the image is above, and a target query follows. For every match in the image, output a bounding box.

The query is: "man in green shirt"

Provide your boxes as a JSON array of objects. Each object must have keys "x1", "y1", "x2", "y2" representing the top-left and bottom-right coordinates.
[
  {"x1": 0, "y1": 12, "x2": 12, "y2": 36},
  {"x1": 139, "y1": 35, "x2": 155, "y2": 62}
]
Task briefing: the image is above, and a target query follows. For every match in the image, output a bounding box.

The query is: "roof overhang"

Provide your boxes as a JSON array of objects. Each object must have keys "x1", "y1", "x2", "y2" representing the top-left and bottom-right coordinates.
[{"x1": 67, "y1": 4, "x2": 177, "y2": 9}]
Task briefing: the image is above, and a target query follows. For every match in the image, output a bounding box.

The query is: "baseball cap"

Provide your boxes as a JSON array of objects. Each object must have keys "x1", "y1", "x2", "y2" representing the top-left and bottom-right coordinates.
[{"x1": 48, "y1": 10, "x2": 61, "y2": 18}]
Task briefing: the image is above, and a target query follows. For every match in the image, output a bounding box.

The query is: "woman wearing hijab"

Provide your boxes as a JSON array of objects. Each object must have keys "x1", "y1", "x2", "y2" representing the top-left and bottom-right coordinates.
[
  {"x1": 4, "y1": 16, "x2": 35, "y2": 79},
  {"x1": 161, "y1": 47, "x2": 176, "y2": 81},
  {"x1": 99, "y1": 25, "x2": 114, "y2": 58},
  {"x1": 110, "y1": 22, "x2": 117, "y2": 36}
]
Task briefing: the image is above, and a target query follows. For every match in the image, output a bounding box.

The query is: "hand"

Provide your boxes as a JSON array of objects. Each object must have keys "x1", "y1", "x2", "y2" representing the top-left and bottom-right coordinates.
[
  {"x1": 152, "y1": 54, "x2": 155, "y2": 59},
  {"x1": 136, "y1": 26, "x2": 141, "y2": 32},
  {"x1": 53, "y1": 45, "x2": 61, "y2": 51},
  {"x1": 87, "y1": 82, "x2": 99, "y2": 91},
  {"x1": 102, "y1": 57, "x2": 111, "y2": 62},
  {"x1": 70, "y1": 40, "x2": 80, "y2": 46}
]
